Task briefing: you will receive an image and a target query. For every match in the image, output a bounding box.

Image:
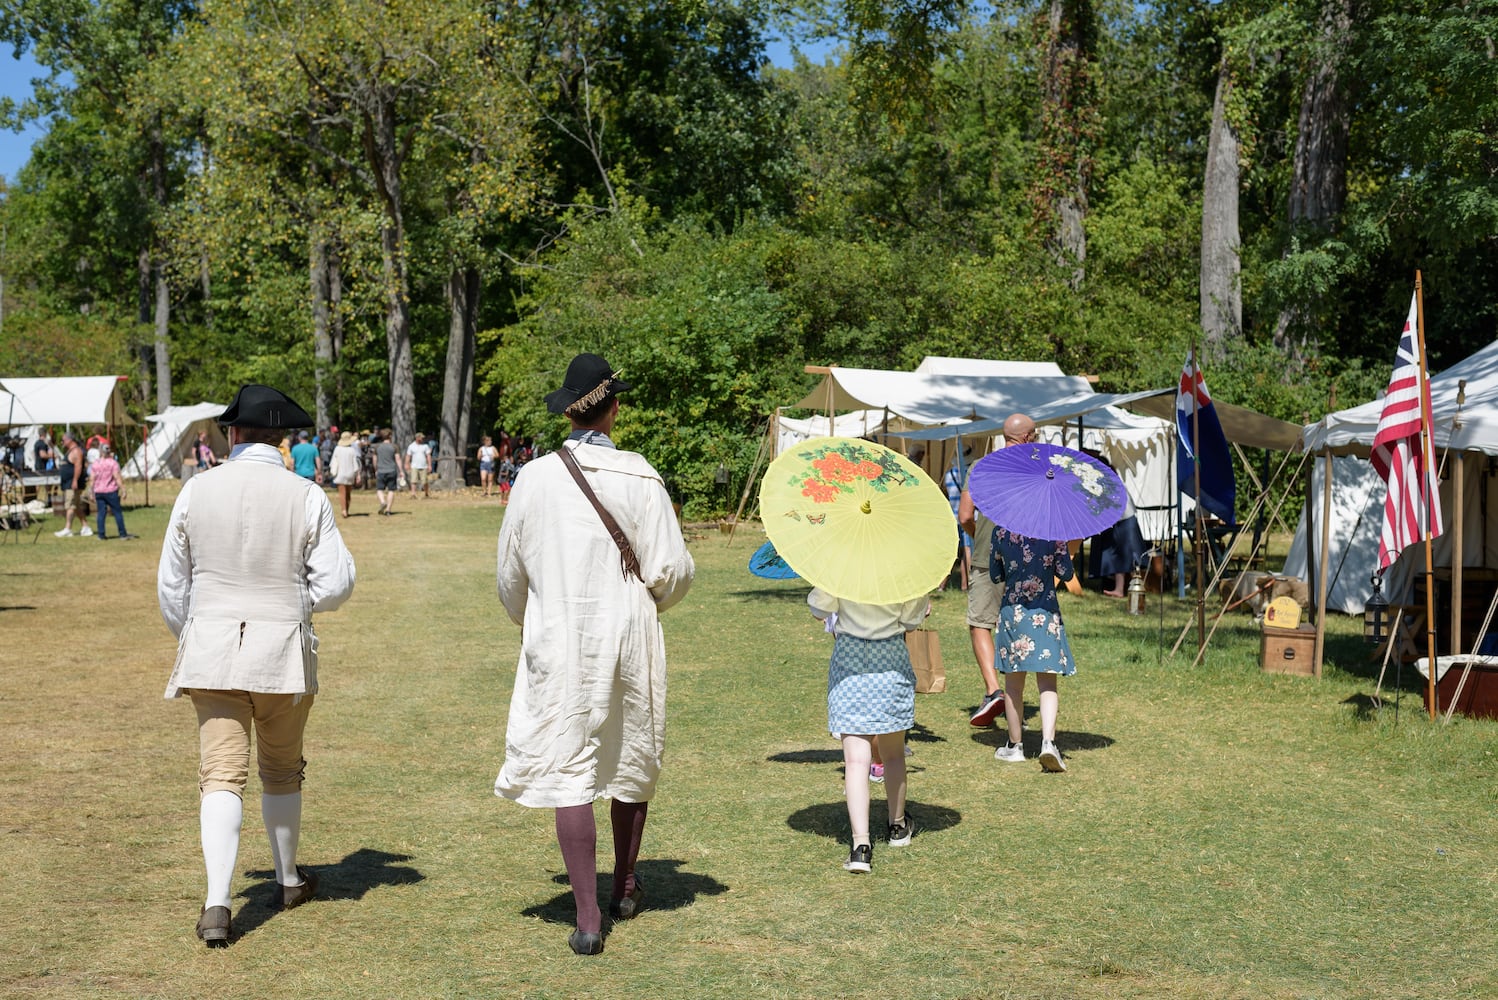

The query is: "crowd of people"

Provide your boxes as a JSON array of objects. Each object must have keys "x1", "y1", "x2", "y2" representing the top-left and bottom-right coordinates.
[
  {"x1": 30, "y1": 427, "x2": 140, "y2": 540},
  {"x1": 142, "y1": 360, "x2": 1115, "y2": 958}
]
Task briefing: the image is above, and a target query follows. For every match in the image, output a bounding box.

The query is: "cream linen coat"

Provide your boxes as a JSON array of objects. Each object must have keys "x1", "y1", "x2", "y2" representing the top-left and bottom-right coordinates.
[
  {"x1": 495, "y1": 440, "x2": 694, "y2": 808},
  {"x1": 158, "y1": 444, "x2": 356, "y2": 699}
]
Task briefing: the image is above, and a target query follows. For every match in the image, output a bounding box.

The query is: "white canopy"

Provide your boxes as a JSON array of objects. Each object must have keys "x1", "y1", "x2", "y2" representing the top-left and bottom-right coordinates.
[
  {"x1": 0, "y1": 376, "x2": 136, "y2": 428},
  {"x1": 792, "y1": 366, "x2": 1094, "y2": 424},
  {"x1": 913, "y1": 356, "x2": 1069, "y2": 378},
  {"x1": 123, "y1": 402, "x2": 228, "y2": 480},
  {"x1": 774, "y1": 410, "x2": 891, "y2": 455},
  {"x1": 0, "y1": 388, "x2": 40, "y2": 428},
  {"x1": 1302, "y1": 338, "x2": 1498, "y2": 455}
]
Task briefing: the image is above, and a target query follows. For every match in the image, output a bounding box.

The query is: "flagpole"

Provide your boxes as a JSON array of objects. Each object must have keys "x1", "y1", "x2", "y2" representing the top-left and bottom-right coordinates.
[
  {"x1": 1415, "y1": 270, "x2": 1438, "y2": 719},
  {"x1": 1192, "y1": 350, "x2": 1206, "y2": 659}
]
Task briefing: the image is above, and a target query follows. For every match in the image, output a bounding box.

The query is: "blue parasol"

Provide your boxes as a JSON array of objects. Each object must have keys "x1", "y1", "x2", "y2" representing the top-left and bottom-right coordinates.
[
  {"x1": 748, "y1": 540, "x2": 801, "y2": 580},
  {"x1": 967, "y1": 442, "x2": 1127, "y2": 541}
]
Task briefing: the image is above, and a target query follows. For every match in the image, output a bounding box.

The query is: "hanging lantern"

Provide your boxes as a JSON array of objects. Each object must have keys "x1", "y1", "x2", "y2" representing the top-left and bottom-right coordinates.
[
  {"x1": 1364, "y1": 573, "x2": 1390, "y2": 646},
  {"x1": 1127, "y1": 569, "x2": 1147, "y2": 616}
]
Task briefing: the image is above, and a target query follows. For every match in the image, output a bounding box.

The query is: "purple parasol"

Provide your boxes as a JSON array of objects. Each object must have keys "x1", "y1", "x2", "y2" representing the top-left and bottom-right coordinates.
[{"x1": 967, "y1": 442, "x2": 1127, "y2": 541}]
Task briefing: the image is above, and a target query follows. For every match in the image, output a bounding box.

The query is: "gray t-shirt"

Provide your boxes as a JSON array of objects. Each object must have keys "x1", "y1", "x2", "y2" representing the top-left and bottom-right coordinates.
[{"x1": 376, "y1": 440, "x2": 398, "y2": 475}]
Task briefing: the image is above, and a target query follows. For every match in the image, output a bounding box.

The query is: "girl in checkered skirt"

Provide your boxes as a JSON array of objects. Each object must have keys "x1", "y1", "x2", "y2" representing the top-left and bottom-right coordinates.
[{"x1": 809, "y1": 588, "x2": 928, "y2": 874}]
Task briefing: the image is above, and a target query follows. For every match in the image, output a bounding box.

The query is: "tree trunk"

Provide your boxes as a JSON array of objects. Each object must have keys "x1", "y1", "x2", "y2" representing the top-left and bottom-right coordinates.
[
  {"x1": 439, "y1": 265, "x2": 479, "y2": 491},
  {"x1": 150, "y1": 123, "x2": 172, "y2": 411},
  {"x1": 364, "y1": 101, "x2": 416, "y2": 449},
  {"x1": 1274, "y1": 0, "x2": 1355, "y2": 355},
  {"x1": 154, "y1": 265, "x2": 171, "y2": 411},
  {"x1": 381, "y1": 222, "x2": 416, "y2": 449},
  {"x1": 136, "y1": 246, "x2": 153, "y2": 410},
  {"x1": 311, "y1": 233, "x2": 334, "y2": 431},
  {"x1": 1200, "y1": 58, "x2": 1242, "y2": 356},
  {"x1": 328, "y1": 243, "x2": 346, "y2": 416},
  {"x1": 1036, "y1": 0, "x2": 1096, "y2": 288}
]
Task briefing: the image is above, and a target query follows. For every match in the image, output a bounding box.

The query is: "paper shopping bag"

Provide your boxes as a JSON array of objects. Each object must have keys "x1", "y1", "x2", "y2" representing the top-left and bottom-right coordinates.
[{"x1": 906, "y1": 628, "x2": 946, "y2": 693}]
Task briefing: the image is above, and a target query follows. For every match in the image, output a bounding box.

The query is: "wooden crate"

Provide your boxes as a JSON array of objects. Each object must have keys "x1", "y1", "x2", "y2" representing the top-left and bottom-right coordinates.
[
  {"x1": 1423, "y1": 661, "x2": 1498, "y2": 720},
  {"x1": 1261, "y1": 624, "x2": 1317, "y2": 676}
]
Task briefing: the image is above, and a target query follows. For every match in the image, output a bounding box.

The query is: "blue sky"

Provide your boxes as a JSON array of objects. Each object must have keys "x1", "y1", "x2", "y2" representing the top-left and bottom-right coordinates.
[
  {"x1": 1, "y1": 45, "x2": 50, "y2": 182},
  {"x1": 0, "y1": 36, "x2": 836, "y2": 184}
]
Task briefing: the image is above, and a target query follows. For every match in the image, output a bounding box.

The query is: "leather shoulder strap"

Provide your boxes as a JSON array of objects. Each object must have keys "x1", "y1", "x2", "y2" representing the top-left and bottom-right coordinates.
[{"x1": 557, "y1": 445, "x2": 645, "y2": 582}]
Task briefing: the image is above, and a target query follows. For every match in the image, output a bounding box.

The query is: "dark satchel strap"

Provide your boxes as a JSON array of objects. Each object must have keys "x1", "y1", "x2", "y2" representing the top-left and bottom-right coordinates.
[{"x1": 558, "y1": 445, "x2": 645, "y2": 583}]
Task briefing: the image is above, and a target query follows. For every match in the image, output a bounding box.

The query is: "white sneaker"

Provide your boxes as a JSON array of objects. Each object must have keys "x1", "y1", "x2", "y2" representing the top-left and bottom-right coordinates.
[
  {"x1": 994, "y1": 741, "x2": 1026, "y2": 763},
  {"x1": 1039, "y1": 742, "x2": 1067, "y2": 773},
  {"x1": 54, "y1": 527, "x2": 74, "y2": 537},
  {"x1": 79, "y1": 526, "x2": 94, "y2": 537}
]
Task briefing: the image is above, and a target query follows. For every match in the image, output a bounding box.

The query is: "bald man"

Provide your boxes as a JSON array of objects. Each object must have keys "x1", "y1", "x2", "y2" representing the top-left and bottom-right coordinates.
[{"x1": 958, "y1": 413, "x2": 1036, "y2": 739}]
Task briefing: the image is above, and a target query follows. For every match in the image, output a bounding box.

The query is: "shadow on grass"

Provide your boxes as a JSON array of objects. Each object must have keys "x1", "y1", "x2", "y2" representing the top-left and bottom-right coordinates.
[
  {"x1": 766, "y1": 722, "x2": 946, "y2": 766},
  {"x1": 235, "y1": 847, "x2": 423, "y2": 938},
  {"x1": 1342, "y1": 692, "x2": 1382, "y2": 720},
  {"x1": 521, "y1": 859, "x2": 729, "y2": 926},
  {"x1": 727, "y1": 587, "x2": 811, "y2": 602},
  {"x1": 769, "y1": 748, "x2": 842, "y2": 764},
  {"x1": 1324, "y1": 632, "x2": 1388, "y2": 681},
  {"x1": 786, "y1": 799, "x2": 961, "y2": 843},
  {"x1": 969, "y1": 727, "x2": 1115, "y2": 756}
]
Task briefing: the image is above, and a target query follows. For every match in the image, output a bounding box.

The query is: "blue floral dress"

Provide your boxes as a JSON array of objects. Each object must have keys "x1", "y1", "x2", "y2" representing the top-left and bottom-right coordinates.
[{"x1": 990, "y1": 528, "x2": 1076, "y2": 675}]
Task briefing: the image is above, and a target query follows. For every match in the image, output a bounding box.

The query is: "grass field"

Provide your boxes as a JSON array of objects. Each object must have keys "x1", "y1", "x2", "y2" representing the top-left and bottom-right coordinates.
[{"x1": 3, "y1": 484, "x2": 1495, "y2": 999}]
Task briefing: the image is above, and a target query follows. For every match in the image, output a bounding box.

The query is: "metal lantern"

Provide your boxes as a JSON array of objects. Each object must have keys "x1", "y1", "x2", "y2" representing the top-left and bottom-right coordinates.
[
  {"x1": 1364, "y1": 573, "x2": 1391, "y2": 646},
  {"x1": 1127, "y1": 570, "x2": 1147, "y2": 616}
]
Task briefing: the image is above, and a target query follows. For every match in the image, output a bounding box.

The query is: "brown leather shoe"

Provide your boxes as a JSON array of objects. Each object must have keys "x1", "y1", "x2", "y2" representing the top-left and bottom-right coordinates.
[
  {"x1": 196, "y1": 905, "x2": 231, "y2": 947},
  {"x1": 273, "y1": 866, "x2": 319, "y2": 911}
]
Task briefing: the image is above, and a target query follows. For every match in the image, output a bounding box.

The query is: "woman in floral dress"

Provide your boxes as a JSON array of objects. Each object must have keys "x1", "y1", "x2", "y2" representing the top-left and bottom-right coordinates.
[{"x1": 989, "y1": 526, "x2": 1076, "y2": 773}]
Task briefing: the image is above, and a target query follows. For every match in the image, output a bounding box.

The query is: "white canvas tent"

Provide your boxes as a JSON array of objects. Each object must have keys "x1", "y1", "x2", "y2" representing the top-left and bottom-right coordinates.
[
  {"x1": 123, "y1": 402, "x2": 228, "y2": 480},
  {"x1": 1293, "y1": 339, "x2": 1498, "y2": 621},
  {"x1": 0, "y1": 376, "x2": 136, "y2": 428},
  {"x1": 787, "y1": 361, "x2": 1181, "y2": 540},
  {"x1": 791, "y1": 364, "x2": 1094, "y2": 423},
  {"x1": 774, "y1": 409, "x2": 891, "y2": 454}
]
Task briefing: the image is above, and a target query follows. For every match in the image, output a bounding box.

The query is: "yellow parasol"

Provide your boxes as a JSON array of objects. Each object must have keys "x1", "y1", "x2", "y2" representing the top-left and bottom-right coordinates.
[{"x1": 760, "y1": 436, "x2": 957, "y2": 604}]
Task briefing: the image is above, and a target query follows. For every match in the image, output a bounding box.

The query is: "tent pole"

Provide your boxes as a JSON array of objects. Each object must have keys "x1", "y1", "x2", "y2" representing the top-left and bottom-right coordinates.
[
  {"x1": 1415, "y1": 271, "x2": 1438, "y2": 719},
  {"x1": 1174, "y1": 431, "x2": 1186, "y2": 599},
  {"x1": 728, "y1": 421, "x2": 772, "y2": 545},
  {"x1": 1312, "y1": 447, "x2": 1334, "y2": 679},
  {"x1": 1451, "y1": 454, "x2": 1465, "y2": 663},
  {"x1": 1192, "y1": 354, "x2": 1205, "y2": 660},
  {"x1": 1185, "y1": 448, "x2": 1313, "y2": 667}
]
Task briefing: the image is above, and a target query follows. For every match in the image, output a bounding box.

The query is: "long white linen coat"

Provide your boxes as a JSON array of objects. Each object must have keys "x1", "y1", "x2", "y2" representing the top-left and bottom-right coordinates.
[{"x1": 495, "y1": 440, "x2": 694, "y2": 808}]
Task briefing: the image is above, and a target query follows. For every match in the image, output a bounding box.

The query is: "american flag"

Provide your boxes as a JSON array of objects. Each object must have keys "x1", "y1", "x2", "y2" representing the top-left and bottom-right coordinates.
[{"x1": 1372, "y1": 293, "x2": 1443, "y2": 569}]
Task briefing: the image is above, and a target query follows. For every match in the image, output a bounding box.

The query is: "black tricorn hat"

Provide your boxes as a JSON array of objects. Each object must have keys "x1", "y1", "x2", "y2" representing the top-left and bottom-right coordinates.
[
  {"x1": 218, "y1": 384, "x2": 315, "y2": 429},
  {"x1": 544, "y1": 353, "x2": 632, "y2": 415}
]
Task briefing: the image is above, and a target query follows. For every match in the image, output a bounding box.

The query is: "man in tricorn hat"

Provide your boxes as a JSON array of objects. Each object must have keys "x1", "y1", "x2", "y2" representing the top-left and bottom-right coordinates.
[
  {"x1": 157, "y1": 384, "x2": 356, "y2": 947},
  {"x1": 494, "y1": 353, "x2": 694, "y2": 955}
]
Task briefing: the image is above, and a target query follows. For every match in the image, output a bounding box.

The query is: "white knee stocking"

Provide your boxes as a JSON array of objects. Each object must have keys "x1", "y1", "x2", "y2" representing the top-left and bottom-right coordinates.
[
  {"x1": 201, "y1": 790, "x2": 243, "y2": 909},
  {"x1": 261, "y1": 792, "x2": 304, "y2": 886}
]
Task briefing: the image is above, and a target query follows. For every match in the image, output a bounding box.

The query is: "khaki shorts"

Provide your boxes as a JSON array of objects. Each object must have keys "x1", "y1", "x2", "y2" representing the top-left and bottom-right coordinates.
[
  {"x1": 65, "y1": 488, "x2": 89, "y2": 516},
  {"x1": 190, "y1": 689, "x2": 314, "y2": 797},
  {"x1": 410, "y1": 468, "x2": 429, "y2": 486},
  {"x1": 967, "y1": 569, "x2": 1002, "y2": 629}
]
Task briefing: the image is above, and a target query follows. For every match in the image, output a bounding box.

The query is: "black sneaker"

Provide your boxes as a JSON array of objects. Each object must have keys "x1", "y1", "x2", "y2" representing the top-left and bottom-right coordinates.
[
  {"x1": 843, "y1": 842, "x2": 872, "y2": 873},
  {"x1": 887, "y1": 812, "x2": 916, "y2": 847}
]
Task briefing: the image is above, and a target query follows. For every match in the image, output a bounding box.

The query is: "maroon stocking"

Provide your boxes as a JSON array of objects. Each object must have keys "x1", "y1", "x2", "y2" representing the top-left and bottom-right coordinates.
[
  {"x1": 610, "y1": 799, "x2": 649, "y2": 900},
  {"x1": 555, "y1": 804, "x2": 600, "y2": 933}
]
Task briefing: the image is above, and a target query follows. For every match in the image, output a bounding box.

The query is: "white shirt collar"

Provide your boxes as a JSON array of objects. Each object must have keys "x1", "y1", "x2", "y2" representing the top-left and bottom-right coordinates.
[{"x1": 229, "y1": 442, "x2": 289, "y2": 464}]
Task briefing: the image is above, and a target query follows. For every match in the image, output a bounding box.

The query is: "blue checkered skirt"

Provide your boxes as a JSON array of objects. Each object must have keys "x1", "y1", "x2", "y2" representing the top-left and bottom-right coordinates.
[{"x1": 827, "y1": 633, "x2": 916, "y2": 736}]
